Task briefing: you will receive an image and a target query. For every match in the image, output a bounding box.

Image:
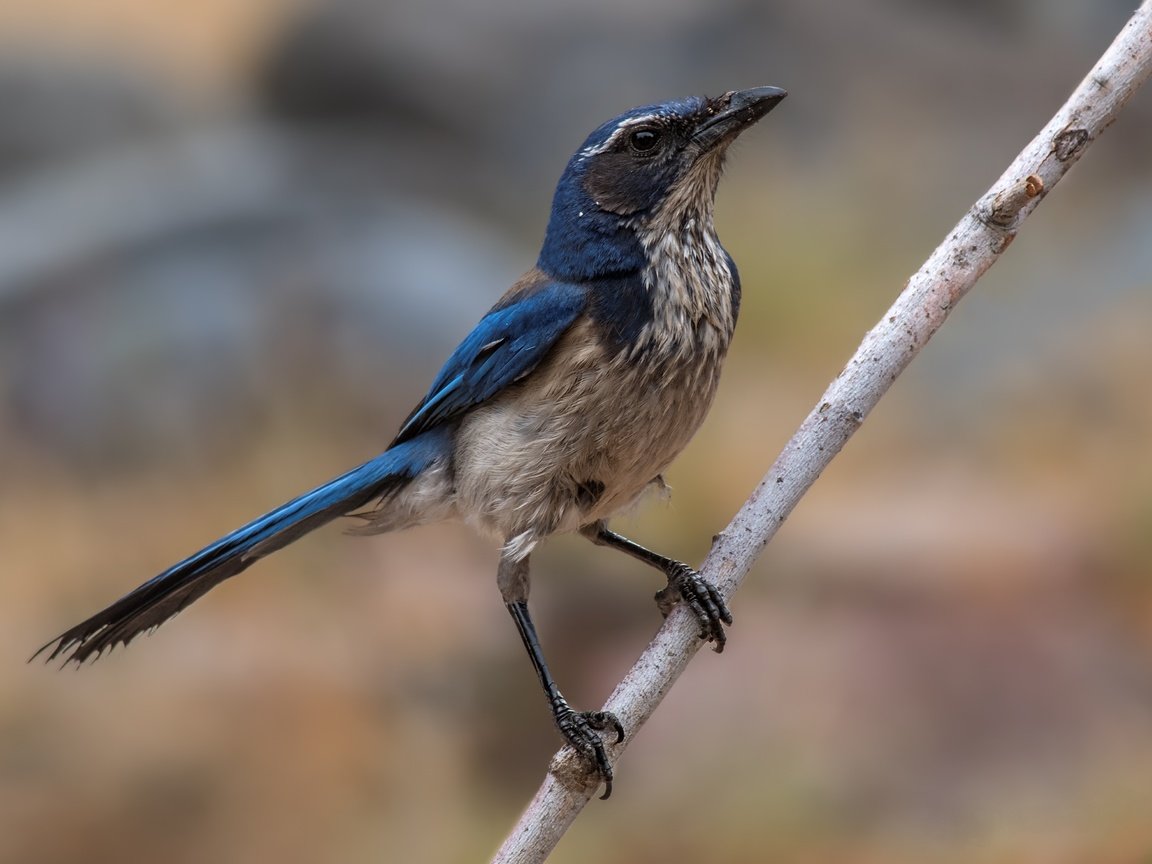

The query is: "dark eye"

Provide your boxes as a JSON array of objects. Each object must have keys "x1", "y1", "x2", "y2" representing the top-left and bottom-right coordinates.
[{"x1": 628, "y1": 128, "x2": 661, "y2": 154}]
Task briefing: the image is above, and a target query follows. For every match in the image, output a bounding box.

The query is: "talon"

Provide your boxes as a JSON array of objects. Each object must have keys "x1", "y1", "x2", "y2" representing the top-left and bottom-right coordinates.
[
  {"x1": 597, "y1": 711, "x2": 625, "y2": 744},
  {"x1": 555, "y1": 707, "x2": 625, "y2": 799},
  {"x1": 661, "y1": 563, "x2": 732, "y2": 652}
]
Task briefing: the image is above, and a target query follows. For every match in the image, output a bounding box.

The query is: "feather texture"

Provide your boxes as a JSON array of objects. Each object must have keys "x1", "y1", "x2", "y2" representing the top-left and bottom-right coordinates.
[{"x1": 39, "y1": 87, "x2": 786, "y2": 674}]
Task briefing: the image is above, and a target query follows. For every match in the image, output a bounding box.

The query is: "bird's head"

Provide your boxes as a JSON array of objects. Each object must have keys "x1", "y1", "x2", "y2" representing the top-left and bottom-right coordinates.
[{"x1": 538, "y1": 86, "x2": 786, "y2": 282}]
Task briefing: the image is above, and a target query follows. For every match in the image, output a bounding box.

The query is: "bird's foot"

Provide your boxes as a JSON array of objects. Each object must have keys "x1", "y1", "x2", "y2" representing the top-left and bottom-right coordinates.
[
  {"x1": 554, "y1": 705, "x2": 625, "y2": 799},
  {"x1": 655, "y1": 562, "x2": 733, "y2": 652}
]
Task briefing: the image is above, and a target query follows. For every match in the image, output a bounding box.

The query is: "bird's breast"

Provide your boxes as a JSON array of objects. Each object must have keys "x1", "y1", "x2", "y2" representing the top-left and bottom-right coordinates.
[{"x1": 452, "y1": 238, "x2": 738, "y2": 555}]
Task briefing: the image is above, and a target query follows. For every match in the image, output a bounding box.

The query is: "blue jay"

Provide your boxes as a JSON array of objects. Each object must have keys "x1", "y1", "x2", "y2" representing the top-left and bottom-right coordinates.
[{"x1": 38, "y1": 86, "x2": 786, "y2": 797}]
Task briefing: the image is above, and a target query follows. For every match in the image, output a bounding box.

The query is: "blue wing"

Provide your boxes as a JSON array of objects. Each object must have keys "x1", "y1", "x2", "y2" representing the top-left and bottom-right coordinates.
[{"x1": 393, "y1": 277, "x2": 588, "y2": 444}]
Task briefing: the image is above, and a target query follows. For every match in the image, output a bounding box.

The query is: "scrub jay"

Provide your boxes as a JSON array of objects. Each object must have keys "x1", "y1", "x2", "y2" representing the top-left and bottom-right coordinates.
[{"x1": 39, "y1": 86, "x2": 787, "y2": 797}]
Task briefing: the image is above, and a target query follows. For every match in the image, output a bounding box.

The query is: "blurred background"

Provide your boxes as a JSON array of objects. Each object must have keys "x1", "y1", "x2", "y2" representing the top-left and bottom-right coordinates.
[{"x1": 2, "y1": 1, "x2": 1151, "y2": 862}]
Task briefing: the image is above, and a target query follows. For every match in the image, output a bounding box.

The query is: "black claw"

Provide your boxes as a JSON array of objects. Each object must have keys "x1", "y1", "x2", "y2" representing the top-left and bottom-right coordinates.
[
  {"x1": 593, "y1": 710, "x2": 625, "y2": 744},
  {"x1": 555, "y1": 707, "x2": 624, "y2": 799},
  {"x1": 583, "y1": 525, "x2": 734, "y2": 654},
  {"x1": 658, "y1": 563, "x2": 733, "y2": 652}
]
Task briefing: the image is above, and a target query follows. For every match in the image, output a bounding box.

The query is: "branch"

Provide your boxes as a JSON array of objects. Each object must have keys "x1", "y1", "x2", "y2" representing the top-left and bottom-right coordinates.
[{"x1": 493, "y1": 4, "x2": 1152, "y2": 861}]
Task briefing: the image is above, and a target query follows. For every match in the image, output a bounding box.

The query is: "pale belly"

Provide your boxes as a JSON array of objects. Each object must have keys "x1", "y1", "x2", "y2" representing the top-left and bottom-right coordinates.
[{"x1": 451, "y1": 320, "x2": 728, "y2": 557}]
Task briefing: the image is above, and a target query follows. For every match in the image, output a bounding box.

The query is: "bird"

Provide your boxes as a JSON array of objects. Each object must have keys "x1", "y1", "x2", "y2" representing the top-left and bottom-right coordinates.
[{"x1": 36, "y1": 85, "x2": 787, "y2": 798}]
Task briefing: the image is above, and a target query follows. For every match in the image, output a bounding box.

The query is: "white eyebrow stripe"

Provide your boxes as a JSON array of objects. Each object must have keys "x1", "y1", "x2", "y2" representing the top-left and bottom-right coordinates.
[{"x1": 578, "y1": 113, "x2": 665, "y2": 159}]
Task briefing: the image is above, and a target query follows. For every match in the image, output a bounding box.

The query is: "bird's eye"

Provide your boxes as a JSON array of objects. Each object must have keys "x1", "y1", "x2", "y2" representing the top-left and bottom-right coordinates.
[{"x1": 628, "y1": 128, "x2": 661, "y2": 155}]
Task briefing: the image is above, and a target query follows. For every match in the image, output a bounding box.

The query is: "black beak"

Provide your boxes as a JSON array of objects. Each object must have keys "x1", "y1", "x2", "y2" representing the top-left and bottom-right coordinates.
[{"x1": 694, "y1": 86, "x2": 787, "y2": 150}]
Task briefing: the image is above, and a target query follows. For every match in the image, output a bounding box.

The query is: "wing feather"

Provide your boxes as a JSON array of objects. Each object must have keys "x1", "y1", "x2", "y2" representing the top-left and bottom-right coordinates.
[{"x1": 392, "y1": 278, "x2": 587, "y2": 444}]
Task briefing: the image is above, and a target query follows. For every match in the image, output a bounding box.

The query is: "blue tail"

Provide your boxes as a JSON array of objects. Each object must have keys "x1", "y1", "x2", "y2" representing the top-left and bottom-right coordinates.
[{"x1": 37, "y1": 427, "x2": 453, "y2": 665}]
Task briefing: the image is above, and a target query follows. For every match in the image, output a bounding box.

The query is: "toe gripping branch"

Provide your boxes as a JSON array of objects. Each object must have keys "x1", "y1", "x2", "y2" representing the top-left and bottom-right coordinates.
[
  {"x1": 585, "y1": 523, "x2": 733, "y2": 652},
  {"x1": 654, "y1": 560, "x2": 733, "y2": 651},
  {"x1": 504, "y1": 523, "x2": 731, "y2": 799},
  {"x1": 507, "y1": 600, "x2": 624, "y2": 799}
]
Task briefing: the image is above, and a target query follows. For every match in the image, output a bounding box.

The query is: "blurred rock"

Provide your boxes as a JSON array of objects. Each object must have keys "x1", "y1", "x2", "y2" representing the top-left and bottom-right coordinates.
[
  {"x1": 0, "y1": 54, "x2": 180, "y2": 179},
  {"x1": 0, "y1": 179, "x2": 521, "y2": 470}
]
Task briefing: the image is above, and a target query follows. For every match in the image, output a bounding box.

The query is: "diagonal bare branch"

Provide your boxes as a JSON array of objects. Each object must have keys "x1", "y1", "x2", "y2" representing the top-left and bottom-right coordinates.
[{"x1": 493, "y1": 3, "x2": 1152, "y2": 861}]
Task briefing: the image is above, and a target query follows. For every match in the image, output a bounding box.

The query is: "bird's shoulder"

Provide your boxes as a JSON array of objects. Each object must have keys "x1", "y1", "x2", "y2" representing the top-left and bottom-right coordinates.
[{"x1": 391, "y1": 269, "x2": 589, "y2": 444}]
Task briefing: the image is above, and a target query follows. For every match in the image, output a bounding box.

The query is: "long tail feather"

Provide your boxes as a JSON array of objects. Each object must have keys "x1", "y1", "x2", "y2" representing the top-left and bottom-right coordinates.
[{"x1": 35, "y1": 428, "x2": 452, "y2": 665}]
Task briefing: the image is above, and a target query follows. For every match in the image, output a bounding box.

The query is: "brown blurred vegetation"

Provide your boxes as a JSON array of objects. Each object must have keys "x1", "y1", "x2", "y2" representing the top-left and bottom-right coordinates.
[{"x1": 2, "y1": 1, "x2": 1152, "y2": 862}]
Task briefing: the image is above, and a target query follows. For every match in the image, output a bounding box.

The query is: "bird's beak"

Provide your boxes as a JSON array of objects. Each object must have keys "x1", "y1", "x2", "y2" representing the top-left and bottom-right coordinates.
[{"x1": 693, "y1": 86, "x2": 787, "y2": 150}]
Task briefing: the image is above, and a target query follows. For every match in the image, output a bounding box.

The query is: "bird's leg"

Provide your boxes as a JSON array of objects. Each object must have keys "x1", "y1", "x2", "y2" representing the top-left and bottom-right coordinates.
[
  {"x1": 581, "y1": 521, "x2": 732, "y2": 652},
  {"x1": 498, "y1": 554, "x2": 624, "y2": 799}
]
